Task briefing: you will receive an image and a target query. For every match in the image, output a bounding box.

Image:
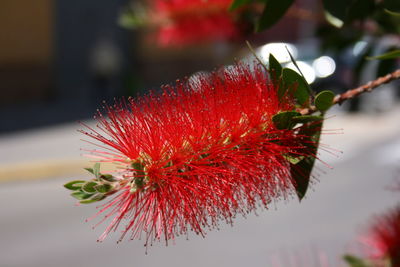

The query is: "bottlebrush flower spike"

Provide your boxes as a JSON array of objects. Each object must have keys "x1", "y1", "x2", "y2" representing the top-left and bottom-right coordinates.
[
  {"x1": 360, "y1": 206, "x2": 400, "y2": 266},
  {"x1": 149, "y1": 0, "x2": 250, "y2": 46},
  {"x1": 66, "y1": 62, "x2": 323, "y2": 247}
]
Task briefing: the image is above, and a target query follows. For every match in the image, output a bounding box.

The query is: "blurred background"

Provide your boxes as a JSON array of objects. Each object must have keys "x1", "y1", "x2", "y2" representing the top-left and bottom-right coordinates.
[{"x1": 0, "y1": 0, "x2": 400, "y2": 266}]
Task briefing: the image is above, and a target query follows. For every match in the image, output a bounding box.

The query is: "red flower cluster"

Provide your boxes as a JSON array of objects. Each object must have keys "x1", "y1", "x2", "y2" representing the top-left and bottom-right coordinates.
[
  {"x1": 361, "y1": 207, "x2": 400, "y2": 266},
  {"x1": 82, "y1": 63, "x2": 319, "y2": 246},
  {"x1": 150, "y1": 0, "x2": 246, "y2": 46}
]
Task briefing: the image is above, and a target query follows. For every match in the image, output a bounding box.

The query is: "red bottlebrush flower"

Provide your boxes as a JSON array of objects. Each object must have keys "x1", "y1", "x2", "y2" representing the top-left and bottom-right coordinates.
[
  {"x1": 361, "y1": 206, "x2": 400, "y2": 266},
  {"x1": 149, "y1": 0, "x2": 248, "y2": 46},
  {"x1": 77, "y1": 63, "x2": 321, "y2": 247}
]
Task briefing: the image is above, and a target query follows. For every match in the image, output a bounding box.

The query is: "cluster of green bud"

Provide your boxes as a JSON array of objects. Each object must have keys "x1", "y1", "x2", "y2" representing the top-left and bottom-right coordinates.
[{"x1": 64, "y1": 163, "x2": 119, "y2": 204}]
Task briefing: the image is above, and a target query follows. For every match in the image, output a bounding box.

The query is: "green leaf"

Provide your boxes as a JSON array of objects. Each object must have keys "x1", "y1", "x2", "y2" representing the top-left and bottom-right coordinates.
[
  {"x1": 84, "y1": 167, "x2": 94, "y2": 174},
  {"x1": 135, "y1": 177, "x2": 146, "y2": 189},
  {"x1": 80, "y1": 193, "x2": 106, "y2": 204},
  {"x1": 324, "y1": 11, "x2": 344, "y2": 28},
  {"x1": 79, "y1": 199, "x2": 99, "y2": 204},
  {"x1": 229, "y1": 0, "x2": 252, "y2": 11},
  {"x1": 257, "y1": 0, "x2": 295, "y2": 31},
  {"x1": 322, "y1": 0, "x2": 348, "y2": 26},
  {"x1": 131, "y1": 161, "x2": 145, "y2": 172},
  {"x1": 118, "y1": 8, "x2": 146, "y2": 29},
  {"x1": 93, "y1": 163, "x2": 100, "y2": 179},
  {"x1": 71, "y1": 191, "x2": 93, "y2": 200},
  {"x1": 269, "y1": 53, "x2": 282, "y2": 79},
  {"x1": 283, "y1": 155, "x2": 305, "y2": 165},
  {"x1": 292, "y1": 160, "x2": 312, "y2": 200},
  {"x1": 272, "y1": 111, "x2": 300, "y2": 130},
  {"x1": 315, "y1": 90, "x2": 335, "y2": 112},
  {"x1": 343, "y1": 254, "x2": 370, "y2": 267},
  {"x1": 245, "y1": 41, "x2": 268, "y2": 73},
  {"x1": 94, "y1": 184, "x2": 113, "y2": 193},
  {"x1": 100, "y1": 174, "x2": 116, "y2": 182},
  {"x1": 322, "y1": 0, "x2": 376, "y2": 26},
  {"x1": 286, "y1": 47, "x2": 303, "y2": 78},
  {"x1": 64, "y1": 180, "x2": 86, "y2": 191},
  {"x1": 292, "y1": 115, "x2": 323, "y2": 123},
  {"x1": 282, "y1": 68, "x2": 310, "y2": 105},
  {"x1": 373, "y1": 7, "x2": 400, "y2": 33},
  {"x1": 81, "y1": 181, "x2": 98, "y2": 193},
  {"x1": 384, "y1": 0, "x2": 400, "y2": 13},
  {"x1": 384, "y1": 8, "x2": 400, "y2": 16},
  {"x1": 367, "y1": 49, "x2": 400, "y2": 60},
  {"x1": 285, "y1": 47, "x2": 312, "y2": 95},
  {"x1": 291, "y1": 121, "x2": 322, "y2": 200},
  {"x1": 92, "y1": 194, "x2": 106, "y2": 201}
]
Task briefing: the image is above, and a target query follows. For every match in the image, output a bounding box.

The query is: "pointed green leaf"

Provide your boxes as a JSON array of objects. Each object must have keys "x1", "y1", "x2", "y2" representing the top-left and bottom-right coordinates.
[
  {"x1": 291, "y1": 121, "x2": 322, "y2": 200},
  {"x1": 282, "y1": 68, "x2": 310, "y2": 105},
  {"x1": 71, "y1": 191, "x2": 93, "y2": 200},
  {"x1": 94, "y1": 184, "x2": 113, "y2": 193},
  {"x1": 283, "y1": 155, "x2": 305, "y2": 165},
  {"x1": 343, "y1": 254, "x2": 370, "y2": 267},
  {"x1": 64, "y1": 180, "x2": 86, "y2": 191},
  {"x1": 269, "y1": 53, "x2": 282, "y2": 78},
  {"x1": 277, "y1": 79, "x2": 286, "y2": 101},
  {"x1": 93, "y1": 163, "x2": 100, "y2": 179},
  {"x1": 324, "y1": 10, "x2": 344, "y2": 28},
  {"x1": 272, "y1": 111, "x2": 300, "y2": 130},
  {"x1": 245, "y1": 41, "x2": 268, "y2": 73},
  {"x1": 82, "y1": 181, "x2": 98, "y2": 193},
  {"x1": 322, "y1": 0, "x2": 347, "y2": 26},
  {"x1": 286, "y1": 47, "x2": 312, "y2": 95},
  {"x1": 315, "y1": 90, "x2": 335, "y2": 112},
  {"x1": 292, "y1": 115, "x2": 323, "y2": 123},
  {"x1": 384, "y1": 0, "x2": 400, "y2": 13},
  {"x1": 92, "y1": 193, "x2": 106, "y2": 201},
  {"x1": 100, "y1": 174, "x2": 116, "y2": 182},
  {"x1": 292, "y1": 159, "x2": 313, "y2": 200},
  {"x1": 80, "y1": 193, "x2": 106, "y2": 204},
  {"x1": 257, "y1": 0, "x2": 295, "y2": 31},
  {"x1": 79, "y1": 199, "x2": 99, "y2": 204},
  {"x1": 118, "y1": 8, "x2": 146, "y2": 29},
  {"x1": 384, "y1": 8, "x2": 400, "y2": 16},
  {"x1": 367, "y1": 49, "x2": 400, "y2": 60},
  {"x1": 84, "y1": 167, "x2": 94, "y2": 175},
  {"x1": 286, "y1": 48, "x2": 303, "y2": 79}
]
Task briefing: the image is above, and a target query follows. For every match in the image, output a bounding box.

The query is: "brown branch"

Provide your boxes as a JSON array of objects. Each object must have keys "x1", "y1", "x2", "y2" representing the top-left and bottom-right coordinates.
[{"x1": 300, "y1": 69, "x2": 400, "y2": 115}]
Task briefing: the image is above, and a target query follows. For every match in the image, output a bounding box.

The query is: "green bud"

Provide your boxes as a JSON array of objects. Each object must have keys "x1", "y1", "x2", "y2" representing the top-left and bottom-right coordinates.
[
  {"x1": 82, "y1": 181, "x2": 98, "y2": 193},
  {"x1": 64, "y1": 180, "x2": 86, "y2": 191}
]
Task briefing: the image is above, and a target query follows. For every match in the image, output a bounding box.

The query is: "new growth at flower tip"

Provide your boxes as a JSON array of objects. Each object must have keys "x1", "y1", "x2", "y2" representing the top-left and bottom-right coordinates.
[{"x1": 65, "y1": 61, "x2": 328, "y2": 247}]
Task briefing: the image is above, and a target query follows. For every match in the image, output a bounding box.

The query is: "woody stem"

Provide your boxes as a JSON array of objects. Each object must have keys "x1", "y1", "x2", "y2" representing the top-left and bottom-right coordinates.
[{"x1": 300, "y1": 68, "x2": 400, "y2": 115}]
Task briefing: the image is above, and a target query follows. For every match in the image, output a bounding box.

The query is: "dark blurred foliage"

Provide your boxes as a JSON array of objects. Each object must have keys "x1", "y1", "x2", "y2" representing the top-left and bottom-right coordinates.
[
  {"x1": 234, "y1": 0, "x2": 400, "y2": 112},
  {"x1": 0, "y1": 0, "x2": 311, "y2": 133},
  {"x1": 314, "y1": 0, "x2": 400, "y2": 111},
  {"x1": 1, "y1": 0, "x2": 399, "y2": 133}
]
